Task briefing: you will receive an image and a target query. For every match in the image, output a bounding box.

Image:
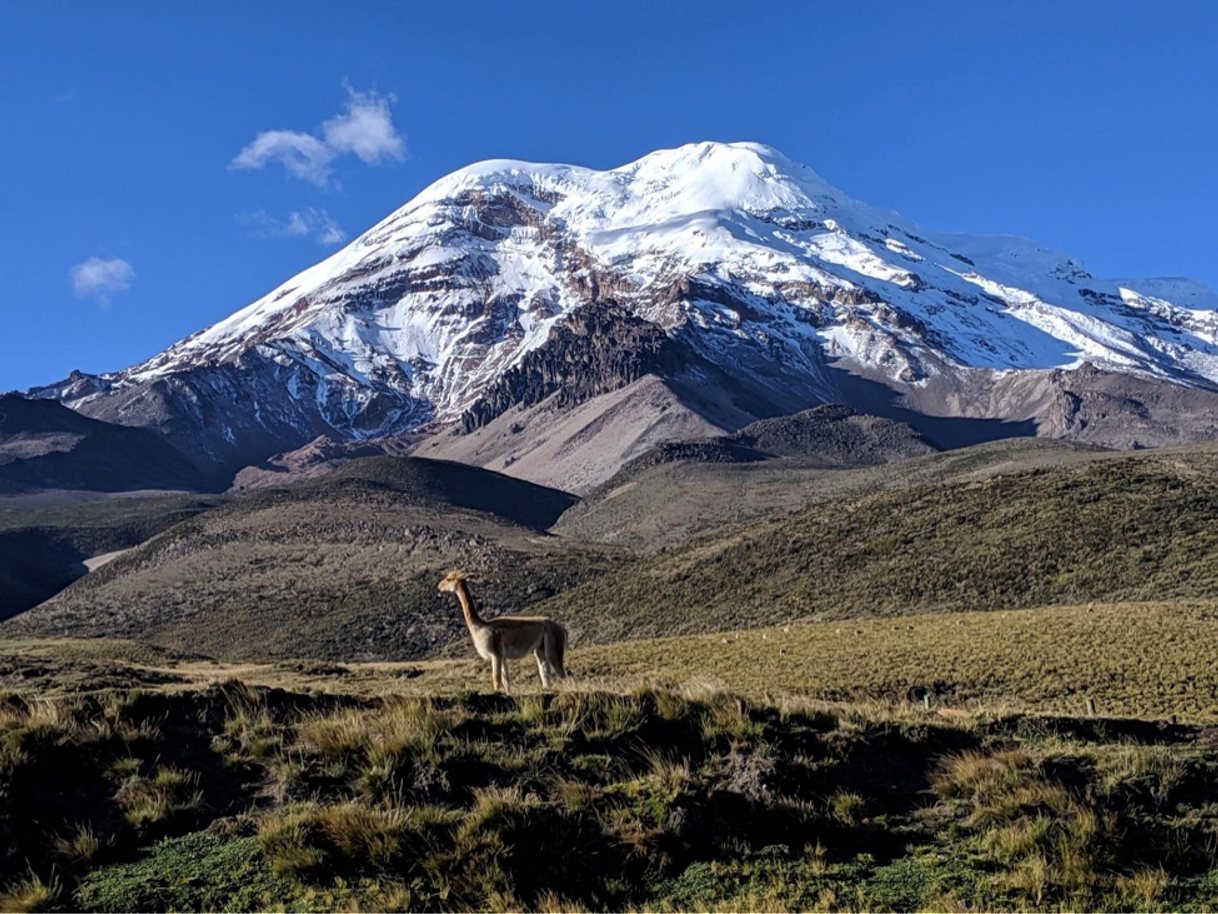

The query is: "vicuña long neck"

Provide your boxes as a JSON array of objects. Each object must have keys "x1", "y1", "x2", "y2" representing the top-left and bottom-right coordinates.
[{"x1": 454, "y1": 581, "x2": 487, "y2": 629}]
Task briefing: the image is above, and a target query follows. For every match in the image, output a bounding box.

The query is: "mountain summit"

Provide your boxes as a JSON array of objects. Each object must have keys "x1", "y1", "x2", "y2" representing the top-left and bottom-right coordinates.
[{"x1": 30, "y1": 141, "x2": 1218, "y2": 489}]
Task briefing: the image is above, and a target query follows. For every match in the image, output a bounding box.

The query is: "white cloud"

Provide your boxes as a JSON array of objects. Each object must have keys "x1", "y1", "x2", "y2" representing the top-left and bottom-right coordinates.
[
  {"x1": 70, "y1": 257, "x2": 134, "y2": 301},
  {"x1": 230, "y1": 85, "x2": 405, "y2": 187},
  {"x1": 315, "y1": 217, "x2": 348, "y2": 246},
  {"x1": 230, "y1": 130, "x2": 333, "y2": 186},
  {"x1": 241, "y1": 208, "x2": 347, "y2": 246},
  {"x1": 322, "y1": 85, "x2": 406, "y2": 165}
]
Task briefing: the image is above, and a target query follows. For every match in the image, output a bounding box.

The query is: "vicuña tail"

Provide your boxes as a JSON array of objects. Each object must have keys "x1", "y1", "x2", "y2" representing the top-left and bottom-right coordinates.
[{"x1": 554, "y1": 624, "x2": 568, "y2": 678}]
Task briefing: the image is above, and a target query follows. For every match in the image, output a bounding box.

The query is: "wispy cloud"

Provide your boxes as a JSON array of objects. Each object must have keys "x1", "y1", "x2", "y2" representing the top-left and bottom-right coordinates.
[
  {"x1": 230, "y1": 84, "x2": 406, "y2": 187},
  {"x1": 70, "y1": 257, "x2": 134, "y2": 303},
  {"x1": 240, "y1": 208, "x2": 348, "y2": 246},
  {"x1": 231, "y1": 131, "x2": 333, "y2": 186}
]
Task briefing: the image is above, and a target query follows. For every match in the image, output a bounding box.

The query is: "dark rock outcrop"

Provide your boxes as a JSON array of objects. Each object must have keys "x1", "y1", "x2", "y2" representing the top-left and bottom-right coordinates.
[
  {"x1": 732, "y1": 405, "x2": 935, "y2": 463},
  {"x1": 460, "y1": 302, "x2": 694, "y2": 432}
]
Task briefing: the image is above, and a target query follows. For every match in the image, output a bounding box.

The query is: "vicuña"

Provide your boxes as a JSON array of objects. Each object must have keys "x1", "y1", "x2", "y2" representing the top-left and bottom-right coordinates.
[{"x1": 439, "y1": 570, "x2": 568, "y2": 694}]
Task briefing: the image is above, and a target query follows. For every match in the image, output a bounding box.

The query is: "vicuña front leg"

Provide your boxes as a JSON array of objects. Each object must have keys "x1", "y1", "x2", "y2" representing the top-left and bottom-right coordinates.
[
  {"x1": 490, "y1": 656, "x2": 503, "y2": 693},
  {"x1": 499, "y1": 659, "x2": 512, "y2": 696}
]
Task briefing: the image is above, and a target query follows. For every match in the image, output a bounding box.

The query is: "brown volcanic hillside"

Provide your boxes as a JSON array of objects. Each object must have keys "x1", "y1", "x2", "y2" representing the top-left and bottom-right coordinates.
[
  {"x1": 732, "y1": 405, "x2": 935, "y2": 461},
  {"x1": 554, "y1": 435, "x2": 1105, "y2": 551},
  {"x1": 16, "y1": 439, "x2": 1211, "y2": 665},
  {"x1": 7, "y1": 457, "x2": 618, "y2": 661},
  {"x1": 540, "y1": 445, "x2": 1218, "y2": 646},
  {"x1": 0, "y1": 491, "x2": 226, "y2": 619},
  {"x1": 0, "y1": 394, "x2": 203, "y2": 494}
]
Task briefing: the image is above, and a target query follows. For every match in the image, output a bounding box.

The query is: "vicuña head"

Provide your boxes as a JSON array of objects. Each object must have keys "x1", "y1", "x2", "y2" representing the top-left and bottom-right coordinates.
[
  {"x1": 438, "y1": 569, "x2": 469, "y2": 593},
  {"x1": 437, "y1": 570, "x2": 567, "y2": 695}
]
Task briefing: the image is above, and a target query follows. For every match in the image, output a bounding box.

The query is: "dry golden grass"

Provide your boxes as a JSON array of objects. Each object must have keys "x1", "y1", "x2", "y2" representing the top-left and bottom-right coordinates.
[{"x1": 7, "y1": 597, "x2": 1218, "y2": 722}]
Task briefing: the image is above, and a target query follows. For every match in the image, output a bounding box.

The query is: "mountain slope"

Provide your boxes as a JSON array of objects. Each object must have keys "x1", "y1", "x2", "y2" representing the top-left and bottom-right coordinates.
[
  {"x1": 5, "y1": 456, "x2": 616, "y2": 661},
  {"x1": 17, "y1": 442, "x2": 1218, "y2": 662},
  {"x1": 29, "y1": 141, "x2": 1218, "y2": 487},
  {"x1": 553, "y1": 435, "x2": 1104, "y2": 551},
  {"x1": 0, "y1": 492, "x2": 226, "y2": 619},
  {"x1": 537, "y1": 445, "x2": 1218, "y2": 646},
  {"x1": 0, "y1": 394, "x2": 205, "y2": 493}
]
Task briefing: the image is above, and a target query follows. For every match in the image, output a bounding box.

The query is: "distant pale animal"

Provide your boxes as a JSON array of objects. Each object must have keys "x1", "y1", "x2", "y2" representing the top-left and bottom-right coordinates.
[{"x1": 438, "y1": 570, "x2": 567, "y2": 694}]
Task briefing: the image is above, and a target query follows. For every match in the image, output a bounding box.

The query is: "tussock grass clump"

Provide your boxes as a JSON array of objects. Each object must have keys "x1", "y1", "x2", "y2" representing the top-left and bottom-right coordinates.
[
  {"x1": 551, "y1": 775, "x2": 600, "y2": 813},
  {"x1": 935, "y1": 746, "x2": 1124, "y2": 906},
  {"x1": 458, "y1": 785, "x2": 540, "y2": 841},
  {"x1": 0, "y1": 869, "x2": 61, "y2": 913},
  {"x1": 1116, "y1": 866, "x2": 1171, "y2": 910},
  {"x1": 258, "y1": 799, "x2": 463, "y2": 879},
  {"x1": 105, "y1": 755, "x2": 142, "y2": 780},
  {"x1": 220, "y1": 687, "x2": 282, "y2": 762},
  {"x1": 52, "y1": 823, "x2": 104, "y2": 866},
  {"x1": 257, "y1": 806, "x2": 329, "y2": 877},
  {"x1": 115, "y1": 766, "x2": 204, "y2": 831},
  {"x1": 829, "y1": 790, "x2": 865, "y2": 826},
  {"x1": 297, "y1": 698, "x2": 457, "y2": 766},
  {"x1": 1089, "y1": 743, "x2": 1187, "y2": 804}
]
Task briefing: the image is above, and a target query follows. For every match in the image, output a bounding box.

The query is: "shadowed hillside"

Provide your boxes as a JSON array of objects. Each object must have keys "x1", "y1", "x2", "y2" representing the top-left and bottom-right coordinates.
[
  {"x1": 0, "y1": 394, "x2": 205, "y2": 494},
  {"x1": 5, "y1": 457, "x2": 616, "y2": 661},
  {"x1": 0, "y1": 492, "x2": 227, "y2": 619},
  {"x1": 295, "y1": 455, "x2": 579, "y2": 530}
]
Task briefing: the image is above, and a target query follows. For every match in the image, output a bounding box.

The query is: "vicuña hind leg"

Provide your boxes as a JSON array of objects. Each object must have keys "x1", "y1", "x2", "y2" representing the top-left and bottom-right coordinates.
[
  {"x1": 546, "y1": 630, "x2": 567, "y2": 679},
  {"x1": 535, "y1": 647, "x2": 553, "y2": 688}
]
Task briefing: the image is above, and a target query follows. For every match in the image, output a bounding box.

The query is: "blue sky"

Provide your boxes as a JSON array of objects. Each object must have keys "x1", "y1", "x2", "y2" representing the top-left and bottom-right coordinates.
[{"x1": 2, "y1": 0, "x2": 1215, "y2": 392}]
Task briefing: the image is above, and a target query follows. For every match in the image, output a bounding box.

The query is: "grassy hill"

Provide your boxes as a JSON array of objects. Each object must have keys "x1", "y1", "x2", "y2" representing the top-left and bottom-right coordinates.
[
  {"x1": 0, "y1": 492, "x2": 226, "y2": 619},
  {"x1": 5, "y1": 457, "x2": 617, "y2": 662},
  {"x1": 6, "y1": 597, "x2": 1218, "y2": 721},
  {"x1": 14, "y1": 445, "x2": 1218, "y2": 667},
  {"x1": 554, "y1": 436, "x2": 1109, "y2": 550},
  {"x1": 542, "y1": 447, "x2": 1218, "y2": 645}
]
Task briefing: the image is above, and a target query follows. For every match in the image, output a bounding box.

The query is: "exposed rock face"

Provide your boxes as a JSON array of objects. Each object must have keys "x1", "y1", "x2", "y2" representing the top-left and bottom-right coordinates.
[
  {"x1": 732, "y1": 405, "x2": 935, "y2": 463},
  {"x1": 1019, "y1": 364, "x2": 1218, "y2": 448},
  {"x1": 460, "y1": 302, "x2": 692, "y2": 432}
]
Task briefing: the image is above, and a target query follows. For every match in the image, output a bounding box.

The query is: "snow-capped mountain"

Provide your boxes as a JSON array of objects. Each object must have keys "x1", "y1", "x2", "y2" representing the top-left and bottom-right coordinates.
[{"x1": 31, "y1": 141, "x2": 1218, "y2": 488}]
